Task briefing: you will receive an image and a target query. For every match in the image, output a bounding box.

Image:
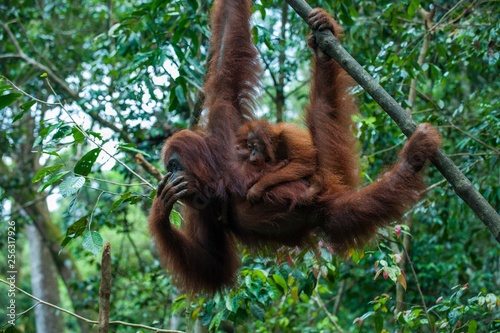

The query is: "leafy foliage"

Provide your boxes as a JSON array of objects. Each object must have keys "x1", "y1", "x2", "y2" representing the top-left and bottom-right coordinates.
[{"x1": 0, "y1": 0, "x2": 498, "y2": 332}]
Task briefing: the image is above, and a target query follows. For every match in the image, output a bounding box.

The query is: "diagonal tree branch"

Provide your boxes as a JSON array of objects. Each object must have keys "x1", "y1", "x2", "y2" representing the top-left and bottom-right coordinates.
[
  {"x1": 284, "y1": 0, "x2": 500, "y2": 244},
  {"x1": 0, "y1": 21, "x2": 161, "y2": 180},
  {"x1": 0, "y1": 20, "x2": 79, "y2": 100}
]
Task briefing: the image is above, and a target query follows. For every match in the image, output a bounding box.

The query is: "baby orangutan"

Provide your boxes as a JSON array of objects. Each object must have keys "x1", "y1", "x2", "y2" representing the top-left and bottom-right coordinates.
[{"x1": 236, "y1": 120, "x2": 320, "y2": 208}]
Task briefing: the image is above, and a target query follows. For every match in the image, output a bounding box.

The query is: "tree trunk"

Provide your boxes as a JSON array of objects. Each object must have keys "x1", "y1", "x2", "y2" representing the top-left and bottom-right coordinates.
[
  {"x1": 26, "y1": 223, "x2": 65, "y2": 333},
  {"x1": 276, "y1": 2, "x2": 288, "y2": 123}
]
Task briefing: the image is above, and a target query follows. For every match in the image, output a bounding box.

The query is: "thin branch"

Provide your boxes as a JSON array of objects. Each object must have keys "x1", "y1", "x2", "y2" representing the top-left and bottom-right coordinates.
[
  {"x1": 79, "y1": 173, "x2": 149, "y2": 187},
  {"x1": 89, "y1": 191, "x2": 105, "y2": 229},
  {"x1": 400, "y1": 243, "x2": 432, "y2": 331},
  {"x1": 449, "y1": 152, "x2": 499, "y2": 157},
  {"x1": 449, "y1": 122, "x2": 500, "y2": 154},
  {"x1": 258, "y1": 48, "x2": 279, "y2": 91},
  {"x1": 408, "y1": 8, "x2": 435, "y2": 110},
  {"x1": 43, "y1": 78, "x2": 155, "y2": 189},
  {"x1": 332, "y1": 279, "x2": 346, "y2": 317},
  {"x1": 14, "y1": 18, "x2": 61, "y2": 79},
  {"x1": 82, "y1": 185, "x2": 122, "y2": 196},
  {"x1": 284, "y1": 0, "x2": 500, "y2": 244},
  {"x1": 135, "y1": 153, "x2": 163, "y2": 182},
  {"x1": 366, "y1": 140, "x2": 404, "y2": 158},
  {"x1": 284, "y1": 80, "x2": 309, "y2": 99},
  {"x1": 313, "y1": 277, "x2": 345, "y2": 333},
  {"x1": 424, "y1": 159, "x2": 482, "y2": 193},
  {"x1": 416, "y1": 91, "x2": 500, "y2": 155},
  {"x1": 0, "y1": 53, "x2": 22, "y2": 59},
  {"x1": 0, "y1": 21, "x2": 79, "y2": 99},
  {"x1": 87, "y1": 111, "x2": 134, "y2": 143},
  {"x1": 0, "y1": 278, "x2": 184, "y2": 333},
  {"x1": 479, "y1": 156, "x2": 499, "y2": 189},
  {"x1": 0, "y1": 75, "x2": 59, "y2": 105}
]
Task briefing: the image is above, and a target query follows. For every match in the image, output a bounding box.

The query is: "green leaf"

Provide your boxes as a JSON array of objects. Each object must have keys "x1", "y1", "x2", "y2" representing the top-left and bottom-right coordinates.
[
  {"x1": 60, "y1": 215, "x2": 88, "y2": 251},
  {"x1": 74, "y1": 148, "x2": 101, "y2": 176},
  {"x1": 0, "y1": 84, "x2": 12, "y2": 92},
  {"x1": 33, "y1": 135, "x2": 44, "y2": 148},
  {"x1": 352, "y1": 250, "x2": 360, "y2": 264},
  {"x1": 106, "y1": 192, "x2": 132, "y2": 217},
  {"x1": 360, "y1": 311, "x2": 375, "y2": 321},
  {"x1": 170, "y1": 210, "x2": 182, "y2": 228},
  {"x1": 209, "y1": 312, "x2": 223, "y2": 331},
  {"x1": 374, "y1": 315, "x2": 384, "y2": 333},
  {"x1": 340, "y1": 3, "x2": 355, "y2": 26},
  {"x1": 60, "y1": 236, "x2": 73, "y2": 250},
  {"x1": 87, "y1": 131, "x2": 103, "y2": 141},
  {"x1": 175, "y1": 85, "x2": 186, "y2": 105},
  {"x1": 12, "y1": 100, "x2": 36, "y2": 123},
  {"x1": 5, "y1": 325, "x2": 22, "y2": 333},
  {"x1": 52, "y1": 125, "x2": 72, "y2": 141},
  {"x1": 67, "y1": 215, "x2": 89, "y2": 237},
  {"x1": 273, "y1": 274, "x2": 288, "y2": 293},
  {"x1": 468, "y1": 320, "x2": 478, "y2": 333},
  {"x1": 67, "y1": 193, "x2": 79, "y2": 213},
  {"x1": 224, "y1": 295, "x2": 233, "y2": 312},
  {"x1": 72, "y1": 127, "x2": 85, "y2": 144},
  {"x1": 448, "y1": 308, "x2": 460, "y2": 326},
  {"x1": 37, "y1": 171, "x2": 69, "y2": 193},
  {"x1": 249, "y1": 304, "x2": 265, "y2": 321},
  {"x1": 254, "y1": 270, "x2": 267, "y2": 283},
  {"x1": 187, "y1": 0, "x2": 198, "y2": 11},
  {"x1": 407, "y1": 1, "x2": 416, "y2": 16},
  {"x1": 82, "y1": 231, "x2": 103, "y2": 255},
  {"x1": 39, "y1": 122, "x2": 63, "y2": 140},
  {"x1": 32, "y1": 164, "x2": 64, "y2": 183},
  {"x1": 116, "y1": 143, "x2": 150, "y2": 157},
  {"x1": 60, "y1": 175, "x2": 85, "y2": 197},
  {"x1": 437, "y1": 100, "x2": 445, "y2": 109},
  {"x1": 0, "y1": 93, "x2": 22, "y2": 111},
  {"x1": 172, "y1": 295, "x2": 187, "y2": 314},
  {"x1": 257, "y1": 4, "x2": 266, "y2": 20}
]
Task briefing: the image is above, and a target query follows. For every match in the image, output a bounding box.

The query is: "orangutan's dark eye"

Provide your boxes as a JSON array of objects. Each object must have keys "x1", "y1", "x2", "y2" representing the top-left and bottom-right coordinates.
[{"x1": 167, "y1": 159, "x2": 179, "y2": 172}]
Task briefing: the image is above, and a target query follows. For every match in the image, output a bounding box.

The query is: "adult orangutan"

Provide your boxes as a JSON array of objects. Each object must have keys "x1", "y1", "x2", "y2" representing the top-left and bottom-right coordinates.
[{"x1": 148, "y1": 0, "x2": 441, "y2": 294}]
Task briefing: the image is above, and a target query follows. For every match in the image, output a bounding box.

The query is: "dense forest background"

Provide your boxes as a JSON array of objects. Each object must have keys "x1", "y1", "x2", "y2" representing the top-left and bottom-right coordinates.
[{"x1": 0, "y1": 0, "x2": 499, "y2": 332}]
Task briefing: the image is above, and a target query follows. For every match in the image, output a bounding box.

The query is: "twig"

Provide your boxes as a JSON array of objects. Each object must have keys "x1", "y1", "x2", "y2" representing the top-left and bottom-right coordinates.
[
  {"x1": 0, "y1": 75, "x2": 59, "y2": 105},
  {"x1": 449, "y1": 122, "x2": 500, "y2": 154},
  {"x1": 88, "y1": 111, "x2": 134, "y2": 143},
  {"x1": 135, "y1": 153, "x2": 163, "y2": 182},
  {"x1": 314, "y1": 288, "x2": 345, "y2": 332},
  {"x1": 367, "y1": 141, "x2": 404, "y2": 158},
  {"x1": 0, "y1": 278, "x2": 184, "y2": 333},
  {"x1": 408, "y1": 8, "x2": 435, "y2": 110},
  {"x1": 312, "y1": 273, "x2": 345, "y2": 332},
  {"x1": 424, "y1": 159, "x2": 482, "y2": 193},
  {"x1": 416, "y1": 91, "x2": 500, "y2": 155},
  {"x1": 43, "y1": 78, "x2": 155, "y2": 190},
  {"x1": 332, "y1": 279, "x2": 346, "y2": 317},
  {"x1": 0, "y1": 21, "x2": 79, "y2": 99},
  {"x1": 79, "y1": 173, "x2": 149, "y2": 187},
  {"x1": 89, "y1": 191, "x2": 105, "y2": 229},
  {"x1": 448, "y1": 152, "x2": 498, "y2": 157},
  {"x1": 400, "y1": 243, "x2": 433, "y2": 331}
]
